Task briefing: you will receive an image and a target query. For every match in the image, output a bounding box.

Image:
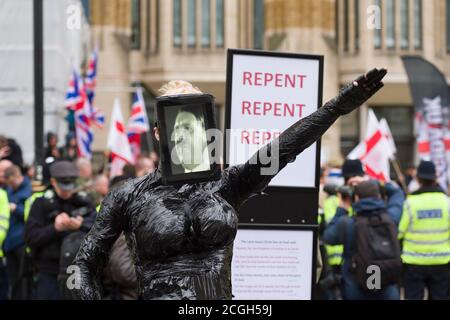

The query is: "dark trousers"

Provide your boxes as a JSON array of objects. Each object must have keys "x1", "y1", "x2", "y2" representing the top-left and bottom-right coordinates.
[
  {"x1": 35, "y1": 272, "x2": 59, "y2": 300},
  {"x1": 0, "y1": 258, "x2": 8, "y2": 300},
  {"x1": 403, "y1": 264, "x2": 449, "y2": 300},
  {"x1": 5, "y1": 246, "x2": 25, "y2": 300}
]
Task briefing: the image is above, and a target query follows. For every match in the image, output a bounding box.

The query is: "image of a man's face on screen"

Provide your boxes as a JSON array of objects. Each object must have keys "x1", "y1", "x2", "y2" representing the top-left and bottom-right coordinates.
[{"x1": 171, "y1": 109, "x2": 210, "y2": 172}]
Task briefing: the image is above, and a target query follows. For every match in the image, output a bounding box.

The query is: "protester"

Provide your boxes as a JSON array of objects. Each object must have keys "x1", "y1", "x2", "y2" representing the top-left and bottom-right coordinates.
[
  {"x1": 101, "y1": 177, "x2": 137, "y2": 300},
  {"x1": 76, "y1": 157, "x2": 95, "y2": 201},
  {"x1": 44, "y1": 132, "x2": 60, "y2": 160},
  {"x1": 136, "y1": 157, "x2": 155, "y2": 177},
  {"x1": 93, "y1": 175, "x2": 109, "y2": 207},
  {"x1": 59, "y1": 132, "x2": 77, "y2": 162},
  {"x1": 0, "y1": 136, "x2": 24, "y2": 170},
  {"x1": 24, "y1": 161, "x2": 96, "y2": 299},
  {"x1": 319, "y1": 159, "x2": 362, "y2": 299},
  {"x1": 405, "y1": 162, "x2": 420, "y2": 194},
  {"x1": 149, "y1": 151, "x2": 159, "y2": 168},
  {"x1": 324, "y1": 180, "x2": 404, "y2": 300},
  {"x1": 122, "y1": 164, "x2": 136, "y2": 179},
  {"x1": 404, "y1": 162, "x2": 416, "y2": 187},
  {"x1": 74, "y1": 69, "x2": 388, "y2": 300},
  {"x1": 23, "y1": 164, "x2": 36, "y2": 182},
  {"x1": 3, "y1": 165, "x2": 32, "y2": 299},
  {"x1": 76, "y1": 157, "x2": 93, "y2": 180},
  {"x1": 0, "y1": 160, "x2": 13, "y2": 189},
  {"x1": 398, "y1": 160, "x2": 450, "y2": 300},
  {"x1": 341, "y1": 159, "x2": 365, "y2": 184}
]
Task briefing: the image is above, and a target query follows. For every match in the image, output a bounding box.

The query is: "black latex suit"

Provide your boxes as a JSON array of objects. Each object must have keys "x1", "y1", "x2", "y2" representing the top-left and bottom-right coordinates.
[{"x1": 74, "y1": 68, "x2": 387, "y2": 300}]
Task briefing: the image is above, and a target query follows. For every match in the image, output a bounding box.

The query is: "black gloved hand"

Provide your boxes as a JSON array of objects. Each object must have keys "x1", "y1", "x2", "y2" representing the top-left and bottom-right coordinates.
[{"x1": 334, "y1": 68, "x2": 387, "y2": 115}]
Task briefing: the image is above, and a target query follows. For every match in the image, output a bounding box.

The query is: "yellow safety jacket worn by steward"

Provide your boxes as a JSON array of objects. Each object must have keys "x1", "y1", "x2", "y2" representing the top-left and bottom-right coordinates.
[
  {"x1": 398, "y1": 186, "x2": 450, "y2": 266},
  {"x1": 323, "y1": 195, "x2": 354, "y2": 266},
  {"x1": 0, "y1": 189, "x2": 11, "y2": 258}
]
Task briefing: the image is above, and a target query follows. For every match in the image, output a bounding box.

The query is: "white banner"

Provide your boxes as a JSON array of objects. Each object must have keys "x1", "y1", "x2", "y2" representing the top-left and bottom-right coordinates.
[
  {"x1": 231, "y1": 229, "x2": 314, "y2": 300},
  {"x1": 227, "y1": 52, "x2": 321, "y2": 188}
]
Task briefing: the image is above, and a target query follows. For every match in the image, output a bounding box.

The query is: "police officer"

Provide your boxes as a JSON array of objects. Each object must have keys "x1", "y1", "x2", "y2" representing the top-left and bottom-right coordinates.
[
  {"x1": 24, "y1": 161, "x2": 96, "y2": 300},
  {"x1": 399, "y1": 160, "x2": 450, "y2": 300}
]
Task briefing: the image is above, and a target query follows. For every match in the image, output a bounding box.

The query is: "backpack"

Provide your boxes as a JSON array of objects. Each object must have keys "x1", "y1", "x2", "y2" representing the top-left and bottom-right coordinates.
[
  {"x1": 57, "y1": 231, "x2": 87, "y2": 299},
  {"x1": 350, "y1": 212, "x2": 402, "y2": 291}
]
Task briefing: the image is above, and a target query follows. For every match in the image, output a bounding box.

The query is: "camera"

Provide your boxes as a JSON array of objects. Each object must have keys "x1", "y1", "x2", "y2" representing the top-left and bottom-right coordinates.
[
  {"x1": 337, "y1": 185, "x2": 353, "y2": 200},
  {"x1": 323, "y1": 183, "x2": 338, "y2": 196}
]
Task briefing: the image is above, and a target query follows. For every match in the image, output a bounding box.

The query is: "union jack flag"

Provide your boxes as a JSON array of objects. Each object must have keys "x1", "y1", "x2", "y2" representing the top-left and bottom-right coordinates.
[
  {"x1": 85, "y1": 48, "x2": 98, "y2": 105},
  {"x1": 64, "y1": 68, "x2": 91, "y2": 157},
  {"x1": 128, "y1": 88, "x2": 150, "y2": 134},
  {"x1": 74, "y1": 80, "x2": 94, "y2": 159},
  {"x1": 64, "y1": 69, "x2": 84, "y2": 111},
  {"x1": 127, "y1": 88, "x2": 150, "y2": 161},
  {"x1": 85, "y1": 48, "x2": 105, "y2": 128},
  {"x1": 91, "y1": 107, "x2": 105, "y2": 128}
]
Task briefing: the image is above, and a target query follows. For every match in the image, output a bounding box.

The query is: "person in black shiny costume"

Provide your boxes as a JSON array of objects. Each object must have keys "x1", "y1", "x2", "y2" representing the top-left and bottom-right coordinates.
[{"x1": 74, "y1": 69, "x2": 387, "y2": 300}]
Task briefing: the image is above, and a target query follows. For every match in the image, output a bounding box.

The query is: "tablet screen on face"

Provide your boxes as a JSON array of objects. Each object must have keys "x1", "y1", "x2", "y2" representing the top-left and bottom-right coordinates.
[
  {"x1": 156, "y1": 94, "x2": 221, "y2": 185},
  {"x1": 165, "y1": 103, "x2": 210, "y2": 175}
]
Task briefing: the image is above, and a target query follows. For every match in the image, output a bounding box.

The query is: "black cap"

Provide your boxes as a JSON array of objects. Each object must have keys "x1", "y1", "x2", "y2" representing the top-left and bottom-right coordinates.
[
  {"x1": 417, "y1": 160, "x2": 437, "y2": 181},
  {"x1": 342, "y1": 159, "x2": 365, "y2": 178},
  {"x1": 354, "y1": 180, "x2": 381, "y2": 199},
  {"x1": 49, "y1": 161, "x2": 78, "y2": 191}
]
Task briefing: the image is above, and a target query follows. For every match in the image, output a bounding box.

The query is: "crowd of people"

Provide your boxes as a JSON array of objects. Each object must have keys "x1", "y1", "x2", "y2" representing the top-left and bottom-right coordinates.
[
  {"x1": 318, "y1": 158, "x2": 450, "y2": 300},
  {"x1": 1, "y1": 126, "x2": 450, "y2": 300},
  {"x1": 0, "y1": 132, "x2": 159, "y2": 300}
]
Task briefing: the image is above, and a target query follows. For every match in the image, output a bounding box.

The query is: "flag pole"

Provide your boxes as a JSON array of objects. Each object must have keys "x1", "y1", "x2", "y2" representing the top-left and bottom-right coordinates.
[
  {"x1": 137, "y1": 86, "x2": 154, "y2": 156},
  {"x1": 102, "y1": 150, "x2": 110, "y2": 176},
  {"x1": 390, "y1": 158, "x2": 408, "y2": 193}
]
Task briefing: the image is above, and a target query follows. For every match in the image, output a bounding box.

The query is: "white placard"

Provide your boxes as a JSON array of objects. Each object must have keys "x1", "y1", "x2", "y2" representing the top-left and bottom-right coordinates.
[
  {"x1": 227, "y1": 52, "x2": 321, "y2": 188},
  {"x1": 231, "y1": 229, "x2": 314, "y2": 300}
]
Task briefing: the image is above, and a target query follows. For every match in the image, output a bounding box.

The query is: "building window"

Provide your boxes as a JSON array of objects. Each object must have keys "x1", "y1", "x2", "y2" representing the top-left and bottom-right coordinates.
[
  {"x1": 187, "y1": 0, "x2": 196, "y2": 47},
  {"x1": 413, "y1": 0, "x2": 422, "y2": 49},
  {"x1": 201, "y1": 0, "x2": 211, "y2": 47},
  {"x1": 446, "y1": 0, "x2": 450, "y2": 52},
  {"x1": 343, "y1": 0, "x2": 349, "y2": 52},
  {"x1": 340, "y1": 109, "x2": 360, "y2": 157},
  {"x1": 400, "y1": 0, "x2": 409, "y2": 49},
  {"x1": 173, "y1": 0, "x2": 182, "y2": 47},
  {"x1": 386, "y1": 0, "x2": 395, "y2": 49},
  {"x1": 355, "y1": 0, "x2": 360, "y2": 51},
  {"x1": 216, "y1": 0, "x2": 224, "y2": 47},
  {"x1": 147, "y1": 0, "x2": 151, "y2": 52},
  {"x1": 131, "y1": 0, "x2": 141, "y2": 49},
  {"x1": 146, "y1": 0, "x2": 159, "y2": 54},
  {"x1": 374, "y1": 0, "x2": 382, "y2": 49},
  {"x1": 335, "y1": 0, "x2": 339, "y2": 47},
  {"x1": 253, "y1": 0, "x2": 264, "y2": 49}
]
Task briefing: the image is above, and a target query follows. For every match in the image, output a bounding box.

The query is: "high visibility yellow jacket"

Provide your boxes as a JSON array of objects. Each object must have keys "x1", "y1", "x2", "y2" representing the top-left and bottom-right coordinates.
[
  {"x1": 399, "y1": 188, "x2": 450, "y2": 266},
  {"x1": 24, "y1": 191, "x2": 45, "y2": 223},
  {"x1": 0, "y1": 189, "x2": 11, "y2": 258},
  {"x1": 323, "y1": 195, "x2": 343, "y2": 266}
]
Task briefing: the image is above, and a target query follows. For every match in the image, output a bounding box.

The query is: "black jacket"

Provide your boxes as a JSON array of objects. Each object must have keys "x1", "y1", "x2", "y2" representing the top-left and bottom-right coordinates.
[
  {"x1": 74, "y1": 70, "x2": 387, "y2": 300},
  {"x1": 24, "y1": 190, "x2": 96, "y2": 275}
]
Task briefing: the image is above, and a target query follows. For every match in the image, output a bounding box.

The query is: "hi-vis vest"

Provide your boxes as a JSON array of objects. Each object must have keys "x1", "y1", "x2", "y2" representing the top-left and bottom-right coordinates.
[
  {"x1": 0, "y1": 189, "x2": 11, "y2": 258},
  {"x1": 23, "y1": 191, "x2": 45, "y2": 223},
  {"x1": 399, "y1": 192, "x2": 450, "y2": 266},
  {"x1": 323, "y1": 195, "x2": 343, "y2": 266}
]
